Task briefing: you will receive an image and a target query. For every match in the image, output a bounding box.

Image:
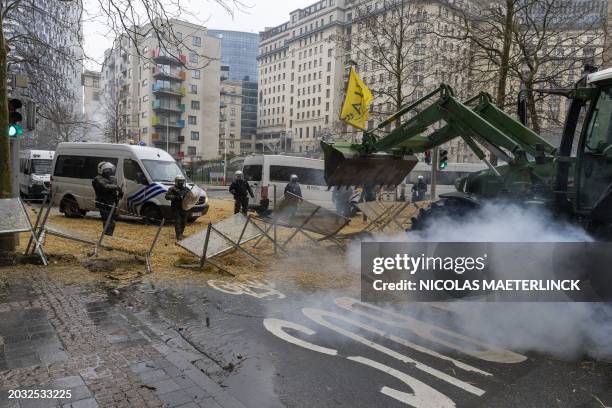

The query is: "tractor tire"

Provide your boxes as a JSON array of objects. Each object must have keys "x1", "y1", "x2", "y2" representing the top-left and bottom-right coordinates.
[
  {"x1": 61, "y1": 196, "x2": 86, "y2": 218},
  {"x1": 410, "y1": 198, "x2": 478, "y2": 231},
  {"x1": 586, "y1": 246, "x2": 612, "y2": 301}
]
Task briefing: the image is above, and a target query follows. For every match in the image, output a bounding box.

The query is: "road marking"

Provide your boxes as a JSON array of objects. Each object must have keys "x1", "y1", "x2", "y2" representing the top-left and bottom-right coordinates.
[
  {"x1": 335, "y1": 297, "x2": 526, "y2": 364},
  {"x1": 303, "y1": 308, "x2": 485, "y2": 396},
  {"x1": 263, "y1": 318, "x2": 455, "y2": 408},
  {"x1": 207, "y1": 279, "x2": 286, "y2": 299},
  {"x1": 263, "y1": 318, "x2": 337, "y2": 356}
]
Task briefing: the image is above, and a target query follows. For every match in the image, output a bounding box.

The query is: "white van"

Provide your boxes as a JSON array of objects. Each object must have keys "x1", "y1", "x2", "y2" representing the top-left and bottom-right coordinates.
[
  {"x1": 242, "y1": 155, "x2": 333, "y2": 210},
  {"x1": 51, "y1": 143, "x2": 208, "y2": 221},
  {"x1": 19, "y1": 150, "x2": 54, "y2": 198}
]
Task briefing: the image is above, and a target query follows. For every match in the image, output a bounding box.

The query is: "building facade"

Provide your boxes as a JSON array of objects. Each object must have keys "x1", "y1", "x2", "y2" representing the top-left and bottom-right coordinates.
[
  {"x1": 209, "y1": 30, "x2": 260, "y2": 155},
  {"x1": 101, "y1": 20, "x2": 221, "y2": 162},
  {"x1": 257, "y1": 0, "x2": 348, "y2": 155},
  {"x1": 82, "y1": 70, "x2": 105, "y2": 142},
  {"x1": 219, "y1": 80, "x2": 243, "y2": 156},
  {"x1": 258, "y1": 0, "x2": 606, "y2": 163}
]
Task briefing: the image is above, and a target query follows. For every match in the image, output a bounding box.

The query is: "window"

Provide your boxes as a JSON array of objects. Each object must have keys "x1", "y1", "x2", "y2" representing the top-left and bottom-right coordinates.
[
  {"x1": 189, "y1": 52, "x2": 198, "y2": 63},
  {"x1": 54, "y1": 156, "x2": 118, "y2": 179},
  {"x1": 269, "y1": 165, "x2": 326, "y2": 186},
  {"x1": 191, "y1": 131, "x2": 200, "y2": 140},
  {"x1": 188, "y1": 115, "x2": 197, "y2": 125},
  {"x1": 242, "y1": 165, "x2": 262, "y2": 181},
  {"x1": 176, "y1": 32, "x2": 183, "y2": 40},
  {"x1": 191, "y1": 100, "x2": 200, "y2": 110},
  {"x1": 123, "y1": 159, "x2": 147, "y2": 185},
  {"x1": 192, "y1": 36, "x2": 201, "y2": 47},
  {"x1": 190, "y1": 84, "x2": 198, "y2": 94},
  {"x1": 142, "y1": 95, "x2": 149, "y2": 102},
  {"x1": 187, "y1": 146, "x2": 197, "y2": 156},
  {"x1": 192, "y1": 69, "x2": 200, "y2": 79}
]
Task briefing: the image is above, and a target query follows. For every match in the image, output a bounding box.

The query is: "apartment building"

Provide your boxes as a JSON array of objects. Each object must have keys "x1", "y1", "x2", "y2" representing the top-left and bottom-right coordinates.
[
  {"x1": 219, "y1": 80, "x2": 244, "y2": 156},
  {"x1": 257, "y1": 0, "x2": 473, "y2": 156},
  {"x1": 82, "y1": 70, "x2": 105, "y2": 142},
  {"x1": 259, "y1": 0, "x2": 606, "y2": 163},
  {"x1": 258, "y1": 0, "x2": 348, "y2": 154},
  {"x1": 101, "y1": 20, "x2": 221, "y2": 162}
]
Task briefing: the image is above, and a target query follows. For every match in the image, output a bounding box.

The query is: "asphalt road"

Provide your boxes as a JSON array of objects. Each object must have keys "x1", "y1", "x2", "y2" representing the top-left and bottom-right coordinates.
[{"x1": 115, "y1": 279, "x2": 612, "y2": 408}]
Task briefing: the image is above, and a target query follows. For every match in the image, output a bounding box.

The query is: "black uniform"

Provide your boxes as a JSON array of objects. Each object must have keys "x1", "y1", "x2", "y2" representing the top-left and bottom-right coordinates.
[
  {"x1": 284, "y1": 181, "x2": 302, "y2": 199},
  {"x1": 412, "y1": 179, "x2": 428, "y2": 202},
  {"x1": 165, "y1": 185, "x2": 190, "y2": 239},
  {"x1": 229, "y1": 179, "x2": 254, "y2": 215},
  {"x1": 92, "y1": 175, "x2": 122, "y2": 236}
]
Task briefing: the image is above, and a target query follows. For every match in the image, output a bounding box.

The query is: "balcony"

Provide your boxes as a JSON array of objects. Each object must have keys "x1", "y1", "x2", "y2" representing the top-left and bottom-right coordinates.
[
  {"x1": 152, "y1": 83, "x2": 186, "y2": 96},
  {"x1": 151, "y1": 48, "x2": 187, "y2": 65},
  {"x1": 152, "y1": 116, "x2": 185, "y2": 129},
  {"x1": 152, "y1": 133, "x2": 184, "y2": 144},
  {"x1": 153, "y1": 66, "x2": 186, "y2": 81},
  {"x1": 151, "y1": 100, "x2": 185, "y2": 112}
]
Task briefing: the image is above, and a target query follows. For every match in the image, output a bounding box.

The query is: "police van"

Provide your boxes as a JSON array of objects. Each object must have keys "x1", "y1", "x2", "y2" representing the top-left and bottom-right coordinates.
[
  {"x1": 19, "y1": 150, "x2": 54, "y2": 198},
  {"x1": 51, "y1": 143, "x2": 208, "y2": 222},
  {"x1": 242, "y1": 155, "x2": 334, "y2": 210}
]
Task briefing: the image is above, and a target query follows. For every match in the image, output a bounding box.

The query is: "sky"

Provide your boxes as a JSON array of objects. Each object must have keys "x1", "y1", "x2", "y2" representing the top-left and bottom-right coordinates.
[{"x1": 82, "y1": 0, "x2": 306, "y2": 70}]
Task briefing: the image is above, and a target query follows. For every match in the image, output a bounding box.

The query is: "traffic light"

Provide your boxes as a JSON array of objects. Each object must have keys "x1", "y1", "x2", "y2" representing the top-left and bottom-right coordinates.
[
  {"x1": 8, "y1": 98, "x2": 23, "y2": 137},
  {"x1": 25, "y1": 100, "x2": 36, "y2": 131},
  {"x1": 439, "y1": 149, "x2": 449, "y2": 170},
  {"x1": 424, "y1": 150, "x2": 431, "y2": 165}
]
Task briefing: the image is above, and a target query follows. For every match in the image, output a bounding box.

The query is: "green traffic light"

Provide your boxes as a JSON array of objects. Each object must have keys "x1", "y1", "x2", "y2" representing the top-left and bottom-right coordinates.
[
  {"x1": 8, "y1": 124, "x2": 23, "y2": 137},
  {"x1": 439, "y1": 161, "x2": 448, "y2": 170}
]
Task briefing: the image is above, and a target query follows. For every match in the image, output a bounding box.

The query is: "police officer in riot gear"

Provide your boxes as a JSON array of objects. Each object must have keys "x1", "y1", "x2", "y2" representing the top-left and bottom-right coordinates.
[
  {"x1": 284, "y1": 174, "x2": 302, "y2": 198},
  {"x1": 92, "y1": 162, "x2": 122, "y2": 236},
  {"x1": 165, "y1": 174, "x2": 190, "y2": 240},
  {"x1": 229, "y1": 170, "x2": 254, "y2": 215}
]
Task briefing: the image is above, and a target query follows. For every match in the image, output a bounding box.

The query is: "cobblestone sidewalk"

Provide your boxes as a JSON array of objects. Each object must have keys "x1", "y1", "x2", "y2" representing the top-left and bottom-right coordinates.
[{"x1": 0, "y1": 267, "x2": 245, "y2": 408}]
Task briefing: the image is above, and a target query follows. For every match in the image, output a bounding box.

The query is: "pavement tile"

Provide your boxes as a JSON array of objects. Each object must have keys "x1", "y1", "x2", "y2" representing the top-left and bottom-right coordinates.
[
  {"x1": 162, "y1": 365, "x2": 183, "y2": 378},
  {"x1": 176, "y1": 403, "x2": 199, "y2": 408},
  {"x1": 7, "y1": 354, "x2": 41, "y2": 369},
  {"x1": 63, "y1": 397, "x2": 99, "y2": 408},
  {"x1": 182, "y1": 386, "x2": 211, "y2": 402},
  {"x1": 140, "y1": 369, "x2": 170, "y2": 384},
  {"x1": 172, "y1": 375, "x2": 197, "y2": 390},
  {"x1": 18, "y1": 397, "x2": 59, "y2": 408},
  {"x1": 66, "y1": 385, "x2": 92, "y2": 402},
  {"x1": 196, "y1": 398, "x2": 223, "y2": 408},
  {"x1": 148, "y1": 379, "x2": 181, "y2": 394},
  {"x1": 130, "y1": 361, "x2": 159, "y2": 374},
  {"x1": 50, "y1": 376, "x2": 86, "y2": 388},
  {"x1": 157, "y1": 389, "x2": 193, "y2": 407},
  {"x1": 0, "y1": 389, "x2": 20, "y2": 408}
]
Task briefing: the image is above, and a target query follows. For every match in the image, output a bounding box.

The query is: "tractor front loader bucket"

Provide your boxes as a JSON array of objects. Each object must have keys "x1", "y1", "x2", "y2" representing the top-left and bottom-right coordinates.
[{"x1": 322, "y1": 141, "x2": 418, "y2": 187}]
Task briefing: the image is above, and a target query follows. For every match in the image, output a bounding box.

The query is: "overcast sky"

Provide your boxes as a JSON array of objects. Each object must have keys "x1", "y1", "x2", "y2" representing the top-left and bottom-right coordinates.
[{"x1": 83, "y1": 0, "x2": 306, "y2": 70}]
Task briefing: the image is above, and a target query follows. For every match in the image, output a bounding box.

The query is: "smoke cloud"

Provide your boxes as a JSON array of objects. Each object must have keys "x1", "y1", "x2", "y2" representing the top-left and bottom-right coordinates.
[{"x1": 350, "y1": 202, "x2": 612, "y2": 360}]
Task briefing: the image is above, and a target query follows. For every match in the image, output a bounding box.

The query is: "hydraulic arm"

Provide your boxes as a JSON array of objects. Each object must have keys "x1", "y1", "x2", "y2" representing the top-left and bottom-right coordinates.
[{"x1": 322, "y1": 84, "x2": 556, "y2": 187}]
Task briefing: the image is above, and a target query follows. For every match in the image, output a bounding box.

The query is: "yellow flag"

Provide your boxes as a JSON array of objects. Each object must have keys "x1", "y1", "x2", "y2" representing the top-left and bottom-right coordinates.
[{"x1": 340, "y1": 67, "x2": 373, "y2": 130}]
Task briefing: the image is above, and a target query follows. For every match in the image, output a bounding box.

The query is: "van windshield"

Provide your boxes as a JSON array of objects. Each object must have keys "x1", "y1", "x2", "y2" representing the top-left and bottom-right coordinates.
[
  {"x1": 141, "y1": 159, "x2": 186, "y2": 183},
  {"x1": 31, "y1": 159, "x2": 52, "y2": 175}
]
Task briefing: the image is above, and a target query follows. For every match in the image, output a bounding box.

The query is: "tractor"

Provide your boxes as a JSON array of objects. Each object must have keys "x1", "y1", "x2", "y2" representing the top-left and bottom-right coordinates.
[{"x1": 322, "y1": 67, "x2": 612, "y2": 297}]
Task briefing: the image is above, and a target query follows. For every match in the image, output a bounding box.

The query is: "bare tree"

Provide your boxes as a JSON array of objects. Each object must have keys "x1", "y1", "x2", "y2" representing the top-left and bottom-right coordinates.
[
  {"x1": 0, "y1": 0, "x2": 246, "y2": 251},
  {"x1": 510, "y1": 0, "x2": 607, "y2": 134},
  {"x1": 102, "y1": 85, "x2": 121, "y2": 143},
  {"x1": 343, "y1": 0, "x2": 434, "y2": 125}
]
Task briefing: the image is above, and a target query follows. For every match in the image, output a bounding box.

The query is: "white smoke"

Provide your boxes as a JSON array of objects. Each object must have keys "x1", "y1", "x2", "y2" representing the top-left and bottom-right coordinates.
[{"x1": 350, "y1": 202, "x2": 612, "y2": 360}]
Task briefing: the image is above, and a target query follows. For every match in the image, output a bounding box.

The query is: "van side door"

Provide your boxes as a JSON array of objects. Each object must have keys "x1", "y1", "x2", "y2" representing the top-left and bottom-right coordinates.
[{"x1": 121, "y1": 158, "x2": 150, "y2": 214}]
